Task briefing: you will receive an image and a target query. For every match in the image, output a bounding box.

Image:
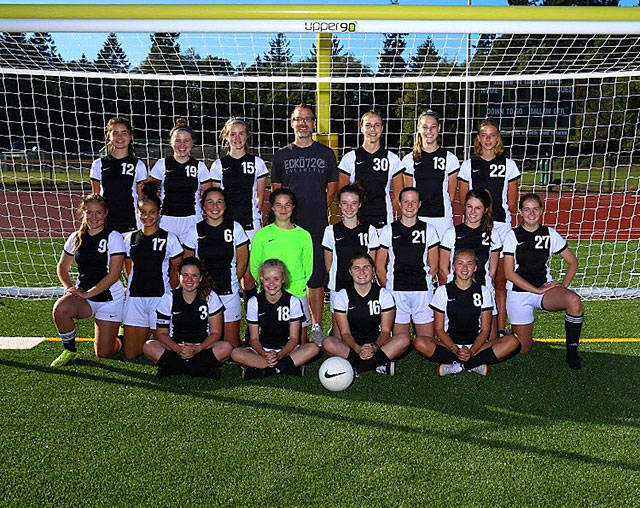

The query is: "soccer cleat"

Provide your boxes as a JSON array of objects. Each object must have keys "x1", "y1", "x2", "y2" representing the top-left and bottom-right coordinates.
[
  {"x1": 113, "y1": 336, "x2": 122, "y2": 355},
  {"x1": 469, "y1": 364, "x2": 489, "y2": 376},
  {"x1": 311, "y1": 323, "x2": 325, "y2": 347},
  {"x1": 50, "y1": 349, "x2": 78, "y2": 367},
  {"x1": 375, "y1": 361, "x2": 396, "y2": 376},
  {"x1": 438, "y1": 363, "x2": 463, "y2": 377},
  {"x1": 566, "y1": 354, "x2": 582, "y2": 370},
  {"x1": 241, "y1": 367, "x2": 265, "y2": 381}
]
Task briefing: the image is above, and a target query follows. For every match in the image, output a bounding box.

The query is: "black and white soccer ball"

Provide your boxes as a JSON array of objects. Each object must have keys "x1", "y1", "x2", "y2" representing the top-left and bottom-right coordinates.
[{"x1": 318, "y1": 356, "x2": 354, "y2": 392}]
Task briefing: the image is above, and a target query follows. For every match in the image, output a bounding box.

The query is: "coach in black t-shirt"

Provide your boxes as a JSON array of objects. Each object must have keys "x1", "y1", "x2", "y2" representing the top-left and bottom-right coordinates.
[{"x1": 271, "y1": 104, "x2": 339, "y2": 341}]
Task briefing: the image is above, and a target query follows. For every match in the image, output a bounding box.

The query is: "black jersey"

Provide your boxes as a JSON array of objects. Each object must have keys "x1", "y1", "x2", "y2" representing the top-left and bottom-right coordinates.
[
  {"x1": 430, "y1": 281, "x2": 493, "y2": 345},
  {"x1": 156, "y1": 288, "x2": 225, "y2": 344},
  {"x1": 439, "y1": 223, "x2": 502, "y2": 286},
  {"x1": 124, "y1": 228, "x2": 184, "y2": 297},
  {"x1": 149, "y1": 156, "x2": 211, "y2": 217},
  {"x1": 458, "y1": 155, "x2": 520, "y2": 223},
  {"x1": 63, "y1": 229, "x2": 125, "y2": 302},
  {"x1": 333, "y1": 284, "x2": 395, "y2": 345},
  {"x1": 379, "y1": 220, "x2": 439, "y2": 291},
  {"x1": 89, "y1": 154, "x2": 147, "y2": 233},
  {"x1": 503, "y1": 225, "x2": 567, "y2": 292},
  {"x1": 322, "y1": 221, "x2": 380, "y2": 292},
  {"x1": 402, "y1": 148, "x2": 460, "y2": 218},
  {"x1": 338, "y1": 147, "x2": 403, "y2": 228},
  {"x1": 210, "y1": 154, "x2": 269, "y2": 230},
  {"x1": 183, "y1": 218, "x2": 249, "y2": 295},
  {"x1": 246, "y1": 291, "x2": 304, "y2": 350}
]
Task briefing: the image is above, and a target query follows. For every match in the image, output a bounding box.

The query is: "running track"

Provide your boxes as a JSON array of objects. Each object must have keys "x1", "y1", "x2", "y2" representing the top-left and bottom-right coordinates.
[{"x1": 0, "y1": 190, "x2": 638, "y2": 241}]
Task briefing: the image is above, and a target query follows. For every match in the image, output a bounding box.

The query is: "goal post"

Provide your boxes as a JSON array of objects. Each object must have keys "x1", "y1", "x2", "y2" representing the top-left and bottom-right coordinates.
[{"x1": 0, "y1": 4, "x2": 638, "y2": 299}]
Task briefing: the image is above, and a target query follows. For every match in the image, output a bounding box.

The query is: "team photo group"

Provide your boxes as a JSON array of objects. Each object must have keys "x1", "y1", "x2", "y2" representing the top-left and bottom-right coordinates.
[{"x1": 49, "y1": 103, "x2": 585, "y2": 385}]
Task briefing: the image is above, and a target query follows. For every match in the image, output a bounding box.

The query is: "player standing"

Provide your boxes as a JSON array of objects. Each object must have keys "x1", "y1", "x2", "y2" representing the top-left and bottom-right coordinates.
[
  {"x1": 143, "y1": 257, "x2": 232, "y2": 378},
  {"x1": 90, "y1": 117, "x2": 147, "y2": 234},
  {"x1": 122, "y1": 182, "x2": 183, "y2": 359},
  {"x1": 51, "y1": 195, "x2": 125, "y2": 366},
  {"x1": 322, "y1": 184, "x2": 379, "y2": 340},
  {"x1": 375, "y1": 187, "x2": 440, "y2": 339},
  {"x1": 503, "y1": 193, "x2": 583, "y2": 369},
  {"x1": 323, "y1": 253, "x2": 410, "y2": 375},
  {"x1": 149, "y1": 118, "x2": 212, "y2": 244},
  {"x1": 458, "y1": 119, "x2": 520, "y2": 337},
  {"x1": 270, "y1": 104, "x2": 339, "y2": 343},
  {"x1": 232, "y1": 259, "x2": 320, "y2": 380},
  {"x1": 183, "y1": 188, "x2": 249, "y2": 347},
  {"x1": 337, "y1": 110, "x2": 404, "y2": 230},
  {"x1": 416, "y1": 249, "x2": 520, "y2": 376},
  {"x1": 402, "y1": 110, "x2": 460, "y2": 240},
  {"x1": 210, "y1": 117, "x2": 268, "y2": 302}
]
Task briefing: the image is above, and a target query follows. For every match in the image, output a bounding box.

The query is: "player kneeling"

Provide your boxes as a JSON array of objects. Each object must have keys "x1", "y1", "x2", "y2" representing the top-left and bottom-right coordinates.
[
  {"x1": 231, "y1": 259, "x2": 319, "y2": 380},
  {"x1": 322, "y1": 253, "x2": 410, "y2": 375},
  {"x1": 143, "y1": 257, "x2": 232, "y2": 378},
  {"x1": 415, "y1": 249, "x2": 519, "y2": 376}
]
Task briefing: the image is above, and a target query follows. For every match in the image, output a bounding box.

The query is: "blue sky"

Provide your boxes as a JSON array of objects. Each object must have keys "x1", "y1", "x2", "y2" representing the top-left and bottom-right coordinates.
[{"x1": 10, "y1": 0, "x2": 639, "y2": 68}]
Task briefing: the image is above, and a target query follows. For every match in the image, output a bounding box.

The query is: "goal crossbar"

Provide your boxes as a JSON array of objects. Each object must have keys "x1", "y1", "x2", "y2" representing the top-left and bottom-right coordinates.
[{"x1": 1, "y1": 4, "x2": 640, "y2": 34}]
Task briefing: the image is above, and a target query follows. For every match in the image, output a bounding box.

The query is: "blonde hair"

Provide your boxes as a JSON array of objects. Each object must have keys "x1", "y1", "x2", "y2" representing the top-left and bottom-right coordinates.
[
  {"x1": 412, "y1": 110, "x2": 440, "y2": 161},
  {"x1": 474, "y1": 118, "x2": 504, "y2": 157},
  {"x1": 220, "y1": 117, "x2": 251, "y2": 155},
  {"x1": 73, "y1": 194, "x2": 107, "y2": 251},
  {"x1": 259, "y1": 259, "x2": 290, "y2": 290}
]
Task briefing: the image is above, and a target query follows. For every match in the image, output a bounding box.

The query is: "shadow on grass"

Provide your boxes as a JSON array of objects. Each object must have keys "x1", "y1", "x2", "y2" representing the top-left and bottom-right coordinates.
[{"x1": 1, "y1": 342, "x2": 639, "y2": 473}]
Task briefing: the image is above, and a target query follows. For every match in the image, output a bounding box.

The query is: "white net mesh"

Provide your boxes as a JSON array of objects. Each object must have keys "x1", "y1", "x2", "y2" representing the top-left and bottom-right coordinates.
[{"x1": 0, "y1": 31, "x2": 638, "y2": 298}]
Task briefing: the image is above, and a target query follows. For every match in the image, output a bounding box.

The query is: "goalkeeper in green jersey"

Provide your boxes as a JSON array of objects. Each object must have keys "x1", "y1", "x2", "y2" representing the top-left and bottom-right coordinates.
[{"x1": 250, "y1": 188, "x2": 314, "y2": 341}]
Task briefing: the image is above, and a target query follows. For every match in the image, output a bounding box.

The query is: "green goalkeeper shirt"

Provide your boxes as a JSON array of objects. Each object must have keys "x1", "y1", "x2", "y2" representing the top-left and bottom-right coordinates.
[{"x1": 250, "y1": 223, "x2": 314, "y2": 298}]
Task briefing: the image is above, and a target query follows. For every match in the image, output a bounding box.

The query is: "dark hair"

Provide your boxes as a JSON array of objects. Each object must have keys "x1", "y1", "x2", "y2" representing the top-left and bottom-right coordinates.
[
  {"x1": 348, "y1": 252, "x2": 375, "y2": 271},
  {"x1": 178, "y1": 256, "x2": 214, "y2": 301},
  {"x1": 519, "y1": 192, "x2": 544, "y2": 210},
  {"x1": 291, "y1": 103, "x2": 315, "y2": 120},
  {"x1": 73, "y1": 194, "x2": 107, "y2": 251},
  {"x1": 169, "y1": 117, "x2": 195, "y2": 143},
  {"x1": 452, "y1": 248, "x2": 478, "y2": 282},
  {"x1": 464, "y1": 188, "x2": 493, "y2": 236},
  {"x1": 474, "y1": 118, "x2": 503, "y2": 157},
  {"x1": 138, "y1": 180, "x2": 162, "y2": 211},
  {"x1": 268, "y1": 187, "x2": 297, "y2": 225},
  {"x1": 105, "y1": 117, "x2": 135, "y2": 157},
  {"x1": 398, "y1": 186, "x2": 420, "y2": 202},
  {"x1": 338, "y1": 183, "x2": 367, "y2": 206},
  {"x1": 200, "y1": 186, "x2": 226, "y2": 216}
]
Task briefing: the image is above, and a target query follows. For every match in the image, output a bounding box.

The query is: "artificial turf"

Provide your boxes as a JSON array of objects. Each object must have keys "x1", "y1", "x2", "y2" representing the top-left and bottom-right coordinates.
[{"x1": 0, "y1": 299, "x2": 638, "y2": 507}]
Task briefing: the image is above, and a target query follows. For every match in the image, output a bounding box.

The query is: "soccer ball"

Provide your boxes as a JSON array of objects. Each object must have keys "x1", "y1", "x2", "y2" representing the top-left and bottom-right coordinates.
[{"x1": 318, "y1": 356, "x2": 354, "y2": 392}]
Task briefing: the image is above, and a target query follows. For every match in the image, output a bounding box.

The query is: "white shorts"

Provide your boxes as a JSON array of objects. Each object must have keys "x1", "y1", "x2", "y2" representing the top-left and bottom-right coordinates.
[
  {"x1": 493, "y1": 222, "x2": 512, "y2": 257},
  {"x1": 506, "y1": 290, "x2": 545, "y2": 325},
  {"x1": 299, "y1": 294, "x2": 312, "y2": 327},
  {"x1": 245, "y1": 228, "x2": 258, "y2": 244},
  {"x1": 88, "y1": 297, "x2": 124, "y2": 323},
  {"x1": 419, "y1": 216, "x2": 454, "y2": 242},
  {"x1": 160, "y1": 215, "x2": 198, "y2": 244},
  {"x1": 486, "y1": 285, "x2": 498, "y2": 317},
  {"x1": 123, "y1": 295, "x2": 162, "y2": 329},
  {"x1": 220, "y1": 292, "x2": 241, "y2": 322},
  {"x1": 329, "y1": 289, "x2": 339, "y2": 312},
  {"x1": 393, "y1": 290, "x2": 434, "y2": 325}
]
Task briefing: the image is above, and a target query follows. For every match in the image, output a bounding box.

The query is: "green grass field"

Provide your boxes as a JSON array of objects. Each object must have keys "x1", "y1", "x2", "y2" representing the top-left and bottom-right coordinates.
[{"x1": 0, "y1": 298, "x2": 638, "y2": 506}]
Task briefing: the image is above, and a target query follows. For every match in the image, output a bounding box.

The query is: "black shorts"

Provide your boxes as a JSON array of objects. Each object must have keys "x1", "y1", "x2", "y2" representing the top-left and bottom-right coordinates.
[{"x1": 308, "y1": 232, "x2": 329, "y2": 289}]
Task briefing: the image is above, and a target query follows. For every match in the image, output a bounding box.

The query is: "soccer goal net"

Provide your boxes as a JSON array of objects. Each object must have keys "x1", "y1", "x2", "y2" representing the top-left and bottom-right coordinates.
[{"x1": 0, "y1": 5, "x2": 638, "y2": 298}]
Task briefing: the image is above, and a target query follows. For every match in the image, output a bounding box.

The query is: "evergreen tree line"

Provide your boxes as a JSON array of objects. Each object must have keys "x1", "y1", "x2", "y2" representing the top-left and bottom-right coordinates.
[{"x1": 0, "y1": 29, "x2": 637, "y2": 171}]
